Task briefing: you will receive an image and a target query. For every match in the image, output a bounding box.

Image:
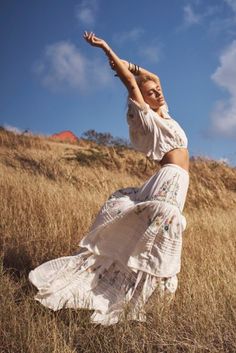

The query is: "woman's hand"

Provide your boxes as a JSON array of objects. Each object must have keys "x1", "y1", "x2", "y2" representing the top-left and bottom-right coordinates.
[
  {"x1": 84, "y1": 32, "x2": 145, "y2": 106},
  {"x1": 83, "y1": 31, "x2": 107, "y2": 50}
]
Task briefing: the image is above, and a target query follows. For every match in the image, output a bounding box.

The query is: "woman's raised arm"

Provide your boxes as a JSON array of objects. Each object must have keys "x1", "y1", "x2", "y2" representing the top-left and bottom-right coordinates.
[
  {"x1": 83, "y1": 31, "x2": 146, "y2": 107},
  {"x1": 119, "y1": 59, "x2": 164, "y2": 99}
]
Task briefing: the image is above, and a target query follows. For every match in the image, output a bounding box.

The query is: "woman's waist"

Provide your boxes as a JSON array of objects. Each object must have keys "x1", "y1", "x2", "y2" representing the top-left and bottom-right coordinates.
[
  {"x1": 137, "y1": 161, "x2": 189, "y2": 212},
  {"x1": 159, "y1": 148, "x2": 189, "y2": 172}
]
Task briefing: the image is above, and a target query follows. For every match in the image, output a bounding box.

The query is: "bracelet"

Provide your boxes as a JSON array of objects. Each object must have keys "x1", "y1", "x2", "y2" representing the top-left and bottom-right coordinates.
[
  {"x1": 129, "y1": 62, "x2": 140, "y2": 75},
  {"x1": 135, "y1": 64, "x2": 140, "y2": 75},
  {"x1": 104, "y1": 47, "x2": 111, "y2": 57}
]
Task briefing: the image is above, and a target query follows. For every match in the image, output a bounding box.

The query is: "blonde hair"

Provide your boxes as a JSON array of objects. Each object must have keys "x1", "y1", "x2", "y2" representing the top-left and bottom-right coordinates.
[
  {"x1": 135, "y1": 75, "x2": 157, "y2": 89},
  {"x1": 134, "y1": 75, "x2": 168, "y2": 112}
]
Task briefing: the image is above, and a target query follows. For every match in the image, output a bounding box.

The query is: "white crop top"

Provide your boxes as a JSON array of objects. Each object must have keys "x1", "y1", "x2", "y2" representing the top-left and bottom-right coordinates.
[{"x1": 127, "y1": 98, "x2": 188, "y2": 161}]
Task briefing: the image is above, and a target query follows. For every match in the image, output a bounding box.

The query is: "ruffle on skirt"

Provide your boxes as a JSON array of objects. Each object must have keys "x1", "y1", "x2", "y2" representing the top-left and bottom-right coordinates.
[{"x1": 29, "y1": 164, "x2": 189, "y2": 325}]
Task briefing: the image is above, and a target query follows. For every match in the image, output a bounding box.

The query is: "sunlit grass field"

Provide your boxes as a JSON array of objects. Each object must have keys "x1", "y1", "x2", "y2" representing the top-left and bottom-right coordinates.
[{"x1": 1, "y1": 129, "x2": 236, "y2": 353}]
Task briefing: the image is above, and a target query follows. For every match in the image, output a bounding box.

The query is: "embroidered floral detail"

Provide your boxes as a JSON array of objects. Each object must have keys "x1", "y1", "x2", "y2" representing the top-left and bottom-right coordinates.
[
  {"x1": 165, "y1": 120, "x2": 186, "y2": 147},
  {"x1": 97, "y1": 265, "x2": 137, "y2": 294},
  {"x1": 163, "y1": 217, "x2": 173, "y2": 233},
  {"x1": 139, "y1": 208, "x2": 182, "y2": 253},
  {"x1": 134, "y1": 204, "x2": 149, "y2": 215},
  {"x1": 148, "y1": 212, "x2": 166, "y2": 231},
  {"x1": 161, "y1": 215, "x2": 182, "y2": 239},
  {"x1": 150, "y1": 173, "x2": 181, "y2": 209}
]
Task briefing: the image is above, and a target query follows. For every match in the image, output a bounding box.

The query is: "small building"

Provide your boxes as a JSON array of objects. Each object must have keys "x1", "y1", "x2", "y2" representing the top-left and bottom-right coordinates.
[{"x1": 51, "y1": 130, "x2": 78, "y2": 144}]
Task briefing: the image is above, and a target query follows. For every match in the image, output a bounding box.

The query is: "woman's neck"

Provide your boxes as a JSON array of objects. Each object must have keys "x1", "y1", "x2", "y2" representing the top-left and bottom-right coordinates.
[{"x1": 152, "y1": 106, "x2": 164, "y2": 118}]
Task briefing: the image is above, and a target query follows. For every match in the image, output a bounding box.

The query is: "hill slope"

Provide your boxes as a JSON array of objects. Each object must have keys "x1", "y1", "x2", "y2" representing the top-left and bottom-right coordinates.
[
  {"x1": 1, "y1": 128, "x2": 236, "y2": 210},
  {"x1": 0, "y1": 128, "x2": 236, "y2": 353}
]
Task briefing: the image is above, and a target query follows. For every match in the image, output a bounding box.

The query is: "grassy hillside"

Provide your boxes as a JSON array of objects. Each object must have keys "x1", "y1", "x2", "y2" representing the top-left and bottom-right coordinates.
[{"x1": 0, "y1": 128, "x2": 236, "y2": 353}]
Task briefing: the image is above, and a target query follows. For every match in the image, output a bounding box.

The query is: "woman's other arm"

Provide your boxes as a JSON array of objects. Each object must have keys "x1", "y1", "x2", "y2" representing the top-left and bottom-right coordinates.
[{"x1": 118, "y1": 60, "x2": 164, "y2": 98}]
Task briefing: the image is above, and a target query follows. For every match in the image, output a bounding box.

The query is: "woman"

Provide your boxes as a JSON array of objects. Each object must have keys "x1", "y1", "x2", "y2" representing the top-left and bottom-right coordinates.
[{"x1": 29, "y1": 32, "x2": 189, "y2": 326}]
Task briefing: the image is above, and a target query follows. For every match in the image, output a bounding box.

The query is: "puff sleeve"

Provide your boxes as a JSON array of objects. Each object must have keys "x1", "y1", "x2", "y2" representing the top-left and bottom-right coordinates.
[{"x1": 126, "y1": 98, "x2": 161, "y2": 160}]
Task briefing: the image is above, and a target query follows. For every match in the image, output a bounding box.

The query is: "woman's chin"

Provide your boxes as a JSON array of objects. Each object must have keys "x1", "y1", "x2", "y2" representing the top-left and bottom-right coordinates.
[
  {"x1": 151, "y1": 102, "x2": 164, "y2": 111},
  {"x1": 159, "y1": 98, "x2": 165, "y2": 106}
]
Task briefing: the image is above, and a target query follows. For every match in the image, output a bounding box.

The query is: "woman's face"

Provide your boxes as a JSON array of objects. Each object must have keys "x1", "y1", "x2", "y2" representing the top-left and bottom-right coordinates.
[{"x1": 140, "y1": 80, "x2": 165, "y2": 111}]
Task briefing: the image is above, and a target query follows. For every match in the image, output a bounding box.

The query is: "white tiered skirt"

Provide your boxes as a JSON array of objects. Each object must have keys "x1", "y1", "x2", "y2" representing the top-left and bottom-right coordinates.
[{"x1": 29, "y1": 164, "x2": 189, "y2": 325}]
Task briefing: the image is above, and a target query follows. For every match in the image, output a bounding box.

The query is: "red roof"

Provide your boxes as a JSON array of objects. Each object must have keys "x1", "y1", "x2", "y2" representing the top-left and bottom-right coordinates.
[{"x1": 51, "y1": 130, "x2": 78, "y2": 143}]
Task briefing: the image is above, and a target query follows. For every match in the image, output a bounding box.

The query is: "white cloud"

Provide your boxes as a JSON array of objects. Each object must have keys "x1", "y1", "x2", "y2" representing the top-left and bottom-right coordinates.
[
  {"x1": 225, "y1": 0, "x2": 236, "y2": 12},
  {"x1": 138, "y1": 44, "x2": 161, "y2": 64},
  {"x1": 113, "y1": 28, "x2": 144, "y2": 45},
  {"x1": 210, "y1": 40, "x2": 236, "y2": 136},
  {"x1": 217, "y1": 157, "x2": 229, "y2": 164},
  {"x1": 33, "y1": 41, "x2": 86, "y2": 90},
  {"x1": 33, "y1": 41, "x2": 112, "y2": 92},
  {"x1": 3, "y1": 124, "x2": 23, "y2": 134},
  {"x1": 208, "y1": 17, "x2": 236, "y2": 37},
  {"x1": 113, "y1": 29, "x2": 161, "y2": 64},
  {"x1": 207, "y1": 1, "x2": 236, "y2": 36},
  {"x1": 183, "y1": 4, "x2": 201, "y2": 26},
  {"x1": 180, "y1": 3, "x2": 230, "y2": 35},
  {"x1": 75, "y1": 0, "x2": 98, "y2": 26}
]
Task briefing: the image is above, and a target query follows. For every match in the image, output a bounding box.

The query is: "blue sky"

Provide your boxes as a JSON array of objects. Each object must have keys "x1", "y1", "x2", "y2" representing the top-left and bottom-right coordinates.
[{"x1": 1, "y1": 0, "x2": 236, "y2": 165}]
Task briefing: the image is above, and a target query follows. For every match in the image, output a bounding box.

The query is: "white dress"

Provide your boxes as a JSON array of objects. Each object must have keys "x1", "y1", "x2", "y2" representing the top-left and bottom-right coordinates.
[{"x1": 29, "y1": 100, "x2": 189, "y2": 326}]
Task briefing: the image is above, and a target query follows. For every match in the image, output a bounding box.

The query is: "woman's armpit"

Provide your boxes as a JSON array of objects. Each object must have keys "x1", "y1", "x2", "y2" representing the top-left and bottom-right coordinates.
[{"x1": 128, "y1": 97, "x2": 149, "y2": 113}]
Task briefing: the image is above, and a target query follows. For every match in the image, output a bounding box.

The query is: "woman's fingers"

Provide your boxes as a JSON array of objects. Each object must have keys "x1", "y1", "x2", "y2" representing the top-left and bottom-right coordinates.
[
  {"x1": 83, "y1": 31, "x2": 99, "y2": 46},
  {"x1": 88, "y1": 32, "x2": 94, "y2": 41},
  {"x1": 83, "y1": 31, "x2": 105, "y2": 49},
  {"x1": 83, "y1": 31, "x2": 90, "y2": 39},
  {"x1": 83, "y1": 31, "x2": 94, "y2": 41}
]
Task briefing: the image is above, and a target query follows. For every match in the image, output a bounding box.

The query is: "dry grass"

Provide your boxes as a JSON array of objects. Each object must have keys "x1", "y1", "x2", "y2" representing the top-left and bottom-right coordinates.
[{"x1": 0, "y1": 129, "x2": 236, "y2": 353}]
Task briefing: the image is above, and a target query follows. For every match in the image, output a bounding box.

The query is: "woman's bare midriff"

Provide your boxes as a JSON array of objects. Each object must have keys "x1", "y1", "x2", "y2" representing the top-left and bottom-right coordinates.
[{"x1": 160, "y1": 148, "x2": 189, "y2": 172}]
